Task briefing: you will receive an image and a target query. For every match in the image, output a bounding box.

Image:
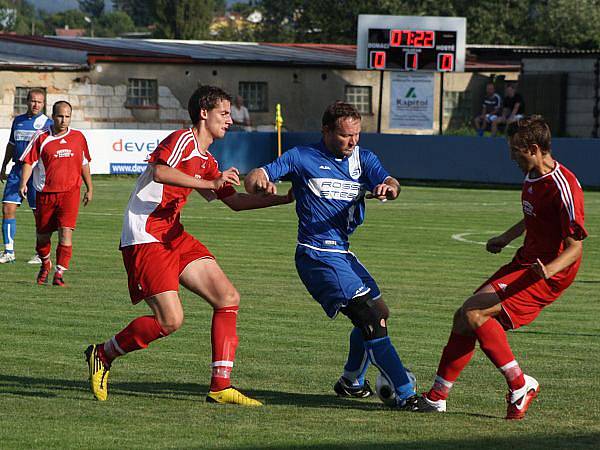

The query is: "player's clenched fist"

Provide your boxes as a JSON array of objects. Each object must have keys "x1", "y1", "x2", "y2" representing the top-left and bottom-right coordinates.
[
  {"x1": 214, "y1": 167, "x2": 240, "y2": 190},
  {"x1": 244, "y1": 168, "x2": 277, "y2": 194}
]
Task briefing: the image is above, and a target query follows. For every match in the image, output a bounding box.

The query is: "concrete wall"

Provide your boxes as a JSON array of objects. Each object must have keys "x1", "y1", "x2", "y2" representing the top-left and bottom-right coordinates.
[{"x1": 523, "y1": 58, "x2": 597, "y2": 137}]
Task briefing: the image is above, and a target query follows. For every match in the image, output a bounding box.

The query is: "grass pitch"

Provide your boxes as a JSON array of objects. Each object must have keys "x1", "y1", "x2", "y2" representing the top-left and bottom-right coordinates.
[{"x1": 0, "y1": 178, "x2": 598, "y2": 449}]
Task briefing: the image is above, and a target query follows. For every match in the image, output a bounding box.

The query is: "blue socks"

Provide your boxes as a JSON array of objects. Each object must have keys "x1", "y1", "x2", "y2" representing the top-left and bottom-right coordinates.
[
  {"x1": 364, "y1": 336, "x2": 415, "y2": 400},
  {"x1": 342, "y1": 327, "x2": 370, "y2": 386},
  {"x1": 2, "y1": 218, "x2": 16, "y2": 253}
]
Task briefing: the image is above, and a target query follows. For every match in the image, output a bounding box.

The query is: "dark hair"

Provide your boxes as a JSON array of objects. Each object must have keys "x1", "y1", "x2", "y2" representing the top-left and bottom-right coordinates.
[
  {"x1": 506, "y1": 115, "x2": 551, "y2": 154},
  {"x1": 27, "y1": 88, "x2": 46, "y2": 101},
  {"x1": 52, "y1": 100, "x2": 72, "y2": 115},
  {"x1": 321, "y1": 101, "x2": 361, "y2": 130},
  {"x1": 188, "y1": 85, "x2": 232, "y2": 124}
]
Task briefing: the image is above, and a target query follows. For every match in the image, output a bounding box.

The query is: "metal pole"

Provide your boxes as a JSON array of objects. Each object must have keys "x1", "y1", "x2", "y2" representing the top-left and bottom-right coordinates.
[
  {"x1": 377, "y1": 70, "x2": 384, "y2": 133},
  {"x1": 438, "y1": 71, "x2": 444, "y2": 135}
]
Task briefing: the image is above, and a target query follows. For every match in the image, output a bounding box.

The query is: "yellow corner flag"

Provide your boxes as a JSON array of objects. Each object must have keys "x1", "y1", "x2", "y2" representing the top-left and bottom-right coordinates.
[{"x1": 276, "y1": 103, "x2": 283, "y2": 157}]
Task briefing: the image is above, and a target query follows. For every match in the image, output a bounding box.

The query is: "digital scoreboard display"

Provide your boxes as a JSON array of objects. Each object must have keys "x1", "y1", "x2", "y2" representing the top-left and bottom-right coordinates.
[{"x1": 367, "y1": 28, "x2": 458, "y2": 71}]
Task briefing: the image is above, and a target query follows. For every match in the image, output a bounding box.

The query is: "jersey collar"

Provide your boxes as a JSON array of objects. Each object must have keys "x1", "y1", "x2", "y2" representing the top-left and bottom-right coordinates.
[{"x1": 525, "y1": 160, "x2": 559, "y2": 182}]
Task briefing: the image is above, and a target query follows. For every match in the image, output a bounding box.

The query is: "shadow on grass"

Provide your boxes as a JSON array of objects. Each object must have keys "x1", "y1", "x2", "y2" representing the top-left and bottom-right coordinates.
[
  {"x1": 0, "y1": 374, "x2": 381, "y2": 410},
  {"x1": 216, "y1": 433, "x2": 600, "y2": 450}
]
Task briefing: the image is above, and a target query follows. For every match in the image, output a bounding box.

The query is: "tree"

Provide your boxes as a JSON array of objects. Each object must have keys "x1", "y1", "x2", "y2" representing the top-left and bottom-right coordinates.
[
  {"x1": 153, "y1": 0, "x2": 215, "y2": 40},
  {"x1": 96, "y1": 10, "x2": 135, "y2": 36},
  {"x1": 113, "y1": 0, "x2": 155, "y2": 27},
  {"x1": 79, "y1": 0, "x2": 105, "y2": 17}
]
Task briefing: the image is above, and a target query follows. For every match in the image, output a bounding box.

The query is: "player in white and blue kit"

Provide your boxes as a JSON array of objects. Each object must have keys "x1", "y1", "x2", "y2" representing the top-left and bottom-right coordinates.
[
  {"x1": 0, "y1": 89, "x2": 52, "y2": 263},
  {"x1": 245, "y1": 102, "x2": 428, "y2": 411}
]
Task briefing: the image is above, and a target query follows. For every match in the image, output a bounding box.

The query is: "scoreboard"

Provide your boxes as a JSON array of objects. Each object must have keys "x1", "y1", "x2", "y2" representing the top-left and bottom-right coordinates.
[
  {"x1": 367, "y1": 29, "x2": 458, "y2": 71},
  {"x1": 357, "y1": 15, "x2": 466, "y2": 72}
]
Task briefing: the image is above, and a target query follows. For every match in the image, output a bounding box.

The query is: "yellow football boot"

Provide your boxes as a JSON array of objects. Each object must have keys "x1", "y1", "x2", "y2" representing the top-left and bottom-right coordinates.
[
  {"x1": 206, "y1": 387, "x2": 263, "y2": 406},
  {"x1": 85, "y1": 344, "x2": 110, "y2": 401}
]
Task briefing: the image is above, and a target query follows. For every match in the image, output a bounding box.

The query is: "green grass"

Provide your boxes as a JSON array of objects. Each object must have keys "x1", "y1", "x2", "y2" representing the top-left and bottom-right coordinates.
[{"x1": 1, "y1": 179, "x2": 598, "y2": 449}]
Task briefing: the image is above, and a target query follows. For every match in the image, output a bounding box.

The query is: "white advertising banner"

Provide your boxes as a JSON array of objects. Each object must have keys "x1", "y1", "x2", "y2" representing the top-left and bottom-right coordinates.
[
  {"x1": 389, "y1": 72, "x2": 435, "y2": 130},
  {"x1": 0, "y1": 129, "x2": 176, "y2": 175}
]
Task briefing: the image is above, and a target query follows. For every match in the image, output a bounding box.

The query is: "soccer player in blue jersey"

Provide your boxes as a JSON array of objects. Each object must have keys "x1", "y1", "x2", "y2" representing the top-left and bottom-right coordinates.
[
  {"x1": 0, "y1": 89, "x2": 52, "y2": 264},
  {"x1": 245, "y1": 101, "x2": 429, "y2": 411}
]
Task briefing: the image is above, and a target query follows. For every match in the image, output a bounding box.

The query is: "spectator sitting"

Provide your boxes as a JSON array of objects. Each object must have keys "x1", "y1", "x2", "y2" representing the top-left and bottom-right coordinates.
[
  {"x1": 230, "y1": 95, "x2": 252, "y2": 131},
  {"x1": 473, "y1": 82, "x2": 502, "y2": 137},
  {"x1": 491, "y1": 83, "x2": 525, "y2": 137}
]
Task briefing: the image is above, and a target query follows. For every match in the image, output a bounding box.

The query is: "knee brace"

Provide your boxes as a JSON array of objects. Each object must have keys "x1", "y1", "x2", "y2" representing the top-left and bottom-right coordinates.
[{"x1": 342, "y1": 294, "x2": 390, "y2": 341}]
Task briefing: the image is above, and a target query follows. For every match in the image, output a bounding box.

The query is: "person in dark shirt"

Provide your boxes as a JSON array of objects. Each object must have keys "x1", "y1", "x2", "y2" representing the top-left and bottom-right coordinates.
[
  {"x1": 492, "y1": 83, "x2": 525, "y2": 136},
  {"x1": 474, "y1": 82, "x2": 502, "y2": 137}
]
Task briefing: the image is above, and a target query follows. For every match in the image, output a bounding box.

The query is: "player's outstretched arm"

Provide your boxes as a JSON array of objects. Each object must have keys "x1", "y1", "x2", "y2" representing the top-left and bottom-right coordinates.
[
  {"x1": 367, "y1": 176, "x2": 400, "y2": 201},
  {"x1": 244, "y1": 168, "x2": 276, "y2": 194},
  {"x1": 531, "y1": 236, "x2": 583, "y2": 279},
  {"x1": 486, "y1": 219, "x2": 525, "y2": 253},
  {"x1": 152, "y1": 163, "x2": 240, "y2": 190},
  {"x1": 221, "y1": 188, "x2": 294, "y2": 211}
]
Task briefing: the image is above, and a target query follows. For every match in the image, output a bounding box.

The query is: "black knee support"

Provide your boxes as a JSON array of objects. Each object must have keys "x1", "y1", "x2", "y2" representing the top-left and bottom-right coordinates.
[{"x1": 342, "y1": 293, "x2": 390, "y2": 340}]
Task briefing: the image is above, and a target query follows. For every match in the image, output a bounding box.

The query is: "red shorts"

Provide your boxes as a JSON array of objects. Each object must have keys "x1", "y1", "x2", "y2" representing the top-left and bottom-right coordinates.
[
  {"x1": 478, "y1": 259, "x2": 571, "y2": 330},
  {"x1": 121, "y1": 231, "x2": 214, "y2": 304},
  {"x1": 35, "y1": 189, "x2": 81, "y2": 234}
]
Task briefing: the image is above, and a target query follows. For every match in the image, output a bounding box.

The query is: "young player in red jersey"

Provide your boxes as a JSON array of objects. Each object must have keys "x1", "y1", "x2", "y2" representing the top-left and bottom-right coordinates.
[
  {"x1": 420, "y1": 116, "x2": 587, "y2": 419},
  {"x1": 85, "y1": 86, "x2": 293, "y2": 406},
  {"x1": 19, "y1": 101, "x2": 93, "y2": 286}
]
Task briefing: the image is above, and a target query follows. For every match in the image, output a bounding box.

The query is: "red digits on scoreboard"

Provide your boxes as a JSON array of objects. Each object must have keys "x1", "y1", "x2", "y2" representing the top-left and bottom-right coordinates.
[
  {"x1": 413, "y1": 30, "x2": 423, "y2": 47},
  {"x1": 437, "y1": 53, "x2": 454, "y2": 71},
  {"x1": 423, "y1": 31, "x2": 434, "y2": 47},
  {"x1": 405, "y1": 53, "x2": 418, "y2": 70},
  {"x1": 371, "y1": 51, "x2": 386, "y2": 69},
  {"x1": 390, "y1": 30, "x2": 401, "y2": 46}
]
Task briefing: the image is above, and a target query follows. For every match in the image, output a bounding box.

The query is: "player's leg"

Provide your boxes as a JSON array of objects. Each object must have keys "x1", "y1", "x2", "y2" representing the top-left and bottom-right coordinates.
[
  {"x1": 491, "y1": 116, "x2": 504, "y2": 137},
  {"x1": 52, "y1": 189, "x2": 80, "y2": 285},
  {"x1": 1, "y1": 202, "x2": 18, "y2": 263},
  {"x1": 26, "y1": 178, "x2": 41, "y2": 265},
  {"x1": 179, "y1": 257, "x2": 261, "y2": 406},
  {"x1": 473, "y1": 115, "x2": 483, "y2": 136},
  {"x1": 52, "y1": 227, "x2": 73, "y2": 286},
  {"x1": 1, "y1": 167, "x2": 22, "y2": 262},
  {"x1": 86, "y1": 291, "x2": 177, "y2": 401},
  {"x1": 334, "y1": 326, "x2": 373, "y2": 398}
]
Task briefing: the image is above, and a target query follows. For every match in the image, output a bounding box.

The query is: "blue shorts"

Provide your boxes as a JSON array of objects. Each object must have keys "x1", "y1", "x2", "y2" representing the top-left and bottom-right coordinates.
[
  {"x1": 2, "y1": 164, "x2": 36, "y2": 208},
  {"x1": 295, "y1": 244, "x2": 381, "y2": 318}
]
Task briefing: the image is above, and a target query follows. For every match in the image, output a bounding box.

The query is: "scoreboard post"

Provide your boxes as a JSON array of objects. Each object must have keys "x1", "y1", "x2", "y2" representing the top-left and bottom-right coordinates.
[{"x1": 356, "y1": 15, "x2": 466, "y2": 133}]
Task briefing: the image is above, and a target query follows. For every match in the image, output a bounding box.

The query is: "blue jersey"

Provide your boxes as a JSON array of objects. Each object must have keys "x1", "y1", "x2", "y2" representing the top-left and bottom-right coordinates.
[
  {"x1": 8, "y1": 113, "x2": 52, "y2": 162},
  {"x1": 263, "y1": 141, "x2": 390, "y2": 251}
]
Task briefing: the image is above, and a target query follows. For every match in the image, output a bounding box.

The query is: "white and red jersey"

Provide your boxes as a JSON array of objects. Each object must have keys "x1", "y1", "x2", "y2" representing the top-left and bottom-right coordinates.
[
  {"x1": 120, "y1": 128, "x2": 236, "y2": 247},
  {"x1": 20, "y1": 128, "x2": 91, "y2": 193},
  {"x1": 516, "y1": 161, "x2": 587, "y2": 288}
]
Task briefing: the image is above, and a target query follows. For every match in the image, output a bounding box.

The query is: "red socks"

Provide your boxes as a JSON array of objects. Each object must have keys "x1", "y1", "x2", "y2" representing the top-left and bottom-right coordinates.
[
  {"x1": 427, "y1": 319, "x2": 526, "y2": 401},
  {"x1": 102, "y1": 315, "x2": 167, "y2": 364},
  {"x1": 474, "y1": 319, "x2": 525, "y2": 391},
  {"x1": 56, "y1": 244, "x2": 72, "y2": 271},
  {"x1": 427, "y1": 332, "x2": 476, "y2": 401},
  {"x1": 210, "y1": 306, "x2": 239, "y2": 392},
  {"x1": 36, "y1": 241, "x2": 51, "y2": 266}
]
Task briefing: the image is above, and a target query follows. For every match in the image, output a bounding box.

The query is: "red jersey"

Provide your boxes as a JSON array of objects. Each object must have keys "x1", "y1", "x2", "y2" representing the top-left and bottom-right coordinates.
[
  {"x1": 516, "y1": 161, "x2": 587, "y2": 288},
  {"x1": 120, "y1": 128, "x2": 236, "y2": 247},
  {"x1": 20, "y1": 128, "x2": 91, "y2": 193}
]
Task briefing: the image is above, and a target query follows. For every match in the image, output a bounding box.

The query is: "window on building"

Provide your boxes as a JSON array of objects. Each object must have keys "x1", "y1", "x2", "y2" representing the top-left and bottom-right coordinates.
[
  {"x1": 127, "y1": 78, "x2": 158, "y2": 107},
  {"x1": 239, "y1": 82, "x2": 268, "y2": 112},
  {"x1": 14, "y1": 87, "x2": 46, "y2": 115},
  {"x1": 345, "y1": 85, "x2": 372, "y2": 115}
]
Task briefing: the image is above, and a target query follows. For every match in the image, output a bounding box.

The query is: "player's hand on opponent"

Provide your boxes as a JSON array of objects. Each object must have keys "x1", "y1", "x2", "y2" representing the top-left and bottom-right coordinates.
[
  {"x1": 486, "y1": 235, "x2": 509, "y2": 254},
  {"x1": 18, "y1": 184, "x2": 27, "y2": 199},
  {"x1": 366, "y1": 183, "x2": 398, "y2": 201},
  {"x1": 0, "y1": 171, "x2": 6, "y2": 184},
  {"x1": 213, "y1": 167, "x2": 240, "y2": 190},
  {"x1": 530, "y1": 258, "x2": 550, "y2": 279},
  {"x1": 83, "y1": 190, "x2": 93, "y2": 206}
]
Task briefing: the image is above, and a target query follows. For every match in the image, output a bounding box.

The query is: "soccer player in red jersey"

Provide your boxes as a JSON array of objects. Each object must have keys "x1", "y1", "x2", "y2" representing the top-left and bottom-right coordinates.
[
  {"x1": 19, "y1": 101, "x2": 93, "y2": 286},
  {"x1": 84, "y1": 86, "x2": 293, "y2": 406},
  {"x1": 420, "y1": 116, "x2": 587, "y2": 419}
]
